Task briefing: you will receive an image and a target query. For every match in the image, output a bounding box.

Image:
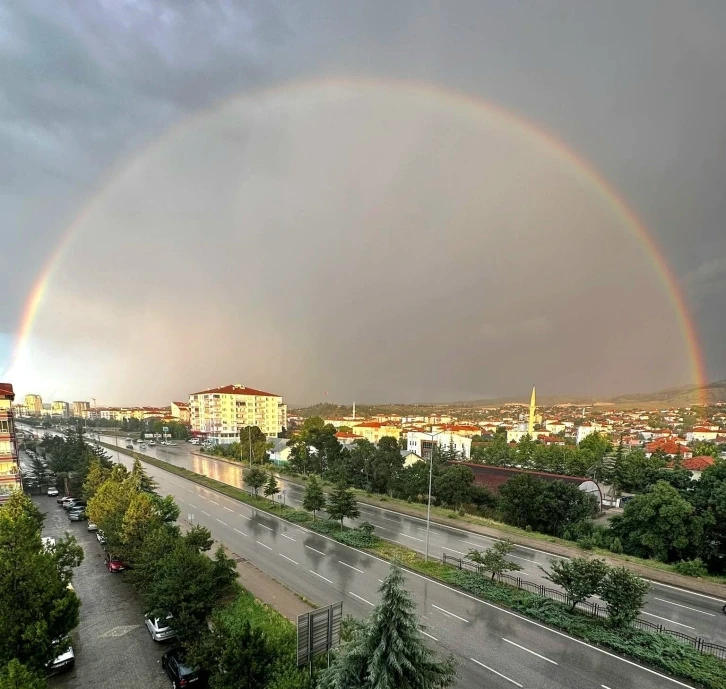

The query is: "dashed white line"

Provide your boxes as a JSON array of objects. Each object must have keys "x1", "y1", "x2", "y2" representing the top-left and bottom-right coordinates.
[
  {"x1": 209, "y1": 499, "x2": 219, "y2": 505},
  {"x1": 281, "y1": 534, "x2": 296, "y2": 541},
  {"x1": 421, "y1": 630, "x2": 438, "y2": 642},
  {"x1": 233, "y1": 528, "x2": 248, "y2": 537},
  {"x1": 189, "y1": 503, "x2": 198, "y2": 509},
  {"x1": 305, "y1": 545, "x2": 326, "y2": 556},
  {"x1": 239, "y1": 514, "x2": 251, "y2": 520},
  {"x1": 470, "y1": 658, "x2": 522, "y2": 687},
  {"x1": 502, "y1": 638, "x2": 558, "y2": 665},
  {"x1": 256, "y1": 540, "x2": 272, "y2": 551},
  {"x1": 338, "y1": 561, "x2": 365, "y2": 574},
  {"x1": 257, "y1": 523, "x2": 273, "y2": 531},
  {"x1": 216, "y1": 519, "x2": 228, "y2": 526},
  {"x1": 641, "y1": 612, "x2": 695, "y2": 629},
  {"x1": 201, "y1": 511, "x2": 210, "y2": 517},
  {"x1": 382, "y1": 516, "x2": 399, "y2": 522},
  {"x1": 310, "y1": 570, "x2": 333, "y2": 584},
  {"x1": 653, "y1": 598, "x2": 716, "y2": 616},
  {"x1": 431, "y1": 604, "x2": 469, "y2": 623},
  {"x1": 399, "y1": 533, "x2": 424, "y2": 542},
  {"x1": 507, "y1": 553, "x2": 536, "y2": 563},
  {"x1": 602, "y1": 685, "x2": 613, "y2": 689},
  {"x1": 349, "y1": 591, "x2": 374, "y2": 606},
  {"x1": 280, "y1": 553, "x2": 299, "y2": 565},
  {"x1": 443, "y1": 547, "x2": 467, "y2": 556},
  {"x1": 223, "y1": 506, "x2": 234, "y2": 512}
]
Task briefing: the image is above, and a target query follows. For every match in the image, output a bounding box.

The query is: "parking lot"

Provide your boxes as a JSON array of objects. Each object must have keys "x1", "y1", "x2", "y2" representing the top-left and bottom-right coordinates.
[{"x1": 35, "y1": 495, "x2": 170, "y2": 689}]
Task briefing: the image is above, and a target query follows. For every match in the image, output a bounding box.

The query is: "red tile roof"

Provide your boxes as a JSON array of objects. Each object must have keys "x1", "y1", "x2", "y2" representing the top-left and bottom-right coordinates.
[
  {"x1": 173, "y1": 401, "x2": 189, "y2": 408},
  {"x1": 335, "y1": 431, "x2": 363, "y2": 439},
  {"x1": 681, "y1": 456, "x2": 716, "y2": 471},
  {"x1": 0, "y1": 383, "x2": 14, "y2": 400},
  {"x1": 353, "y1": 421, "x2": 398, "y2": 428},
  {"x1": 190, "y1": 384, "x2": 280, "y2": 397}
]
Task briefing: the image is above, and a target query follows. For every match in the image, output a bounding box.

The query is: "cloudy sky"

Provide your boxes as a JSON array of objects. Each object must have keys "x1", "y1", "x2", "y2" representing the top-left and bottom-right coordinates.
[{"x1": 1, "y1": 0, "x2": 724, "y2": 406}]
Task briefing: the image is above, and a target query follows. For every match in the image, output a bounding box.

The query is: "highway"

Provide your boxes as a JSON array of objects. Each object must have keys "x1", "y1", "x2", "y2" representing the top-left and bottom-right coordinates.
[
  {"x1": 85, "y1": 441, "x2": 699, "y2": 689},
  {"x1": 88, "y1": 432, "x2": 726, "y2": 645}
]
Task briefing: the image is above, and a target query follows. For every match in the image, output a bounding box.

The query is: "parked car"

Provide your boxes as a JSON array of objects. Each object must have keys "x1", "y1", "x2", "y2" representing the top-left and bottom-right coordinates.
[
  {"x1": 161, "y1": 647, "x2": 205, "y2": 688},
  {"x1": 145, "y1": 615, "x2": 176, "y2": 642},
  {"x1": 64, "y1": 499, "x2": 86, "y2": 511},
  {"x1": 140, "y1": 443, "x2": 147, "y2": 449},
  {"x1": 87, "y1": 521, "x2": 98, "y2": 532},
  {"x1": 97, "y1": 530, "x2": 107, "y2": 546},
  {"x1": 47, "y1": 486, "x2": 59, "y2": 497},
  {"x1": 68, "y1": 509, "x2": 87, "y2": 522},
  {"x1": 58, "y1": 496, "x2": 74, "y2": 506},
  {"x1": 148, "y1": 440, "x2": 156, "y2": 446},
  {"x1": 104, "y1": 552, "x2": 126, "y2": 572},
  {"x1": 48, "y1": 640, "x2": 75, "y2": 674},
  {"x1": 126, "y1": 444, "x2": 134, "y2": 450},
  {"x1": 188, "y1": 438, "x2": 199, "y2": 445}
]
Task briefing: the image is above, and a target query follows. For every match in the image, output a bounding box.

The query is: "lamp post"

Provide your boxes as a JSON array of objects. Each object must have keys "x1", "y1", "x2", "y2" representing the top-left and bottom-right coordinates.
[{"x1": 422, "y1": 429, "x2": 445, "y2": 562}]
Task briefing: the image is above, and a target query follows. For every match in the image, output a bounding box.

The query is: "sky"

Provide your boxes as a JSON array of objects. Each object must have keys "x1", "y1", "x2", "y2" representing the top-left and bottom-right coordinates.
[{"x1": 1, "y1": 0, "x2": 725, "y2": 406}]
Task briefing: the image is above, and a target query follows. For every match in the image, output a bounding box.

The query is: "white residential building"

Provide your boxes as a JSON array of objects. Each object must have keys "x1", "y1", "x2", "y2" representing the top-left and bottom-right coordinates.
[{"x1": 406, "y1": 431, "x2": 471, "y2": 460}]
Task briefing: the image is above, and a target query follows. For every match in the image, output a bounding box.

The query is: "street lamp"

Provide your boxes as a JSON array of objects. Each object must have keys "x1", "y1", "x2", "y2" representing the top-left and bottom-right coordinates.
[{"x1": 421, "y1": 429, "x2": 445, "y2": 562}]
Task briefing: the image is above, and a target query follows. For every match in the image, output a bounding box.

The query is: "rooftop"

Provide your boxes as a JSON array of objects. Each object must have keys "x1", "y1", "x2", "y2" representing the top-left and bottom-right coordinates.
[{"x1": 190, "y1": 384, "x2": 280, "y2": 398}]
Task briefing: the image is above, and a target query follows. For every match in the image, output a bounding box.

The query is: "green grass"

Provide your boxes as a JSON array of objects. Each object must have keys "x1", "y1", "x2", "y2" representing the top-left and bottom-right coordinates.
[{"x1": 101, "y1": 442, "x2": 726, "y2": 688}]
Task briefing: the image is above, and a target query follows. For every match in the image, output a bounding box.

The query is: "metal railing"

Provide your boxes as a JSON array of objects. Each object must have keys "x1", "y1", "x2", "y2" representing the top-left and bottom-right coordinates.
[{"x1": 441, "y1": 553, "x2": 726, "y2": 661}]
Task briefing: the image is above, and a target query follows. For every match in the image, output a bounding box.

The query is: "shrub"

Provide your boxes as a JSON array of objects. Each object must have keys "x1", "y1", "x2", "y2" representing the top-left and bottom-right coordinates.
[
  {"x1": 673, "y1": 558, "x2": 708, "y2": 577},
  {"x1": 577, "y1": 537, "x2": 596, "y2": 551},
  {"x1": 609, "y1": 537, "x2": 623, "y2": 554}
]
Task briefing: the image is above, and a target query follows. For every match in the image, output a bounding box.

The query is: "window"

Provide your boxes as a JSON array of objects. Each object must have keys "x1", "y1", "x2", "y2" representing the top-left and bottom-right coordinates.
[{"x1": 0, "y1": 420, "x2": 9, "y2": 433}]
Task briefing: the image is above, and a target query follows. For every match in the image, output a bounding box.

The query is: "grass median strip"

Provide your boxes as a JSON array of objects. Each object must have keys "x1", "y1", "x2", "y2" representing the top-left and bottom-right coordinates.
[{"x1": 102, "y1": 443, "x2": 726, "y2": 689}]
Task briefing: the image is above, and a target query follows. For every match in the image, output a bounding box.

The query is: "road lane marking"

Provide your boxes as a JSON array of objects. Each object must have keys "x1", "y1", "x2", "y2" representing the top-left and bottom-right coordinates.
[
  {"x1": 209, "y1": 500, "x2": 219, "y2": 505},
  {"x1": 470, "y1": 658, "x2": 522, "y2": 687},
  {"x1": 201, "y1": 511, "x2": 211, "y2": 517},
  {"x1": 281, "y1": 534, "x2": 296, "y2": 541},
  {"x1": 442, "y1": 547, "x2": 467, "y2": 556},
  {"x1": 641, "y1": 612, "x2": 695, "y2": 629},
  {"x1": 421, "y1": 630, "x2": 438, "y2": 641},
  {"x1": 233, "y1": 528, "x2": 248, "y2": 537},
  {"x1": 602, "y1": 685, "x2": 613, "y2": 689},
  {"x1": 399, "y1": 533, "x2": 424, "y2": 542},
  {"x1": 240, "y1": 514, "x2": 251, "y2": 520},
  {"x1": 256, "y1": 541, "x2": 272, "y2": 551},
  {"x1": 649, "y1": 581, "x2": 725, "y2": 602},
  {"x1": 280, "y1": 553, "x2": 299, "y2": 565},
  {"x1": 382, "y1": 516, "x2": 399, "y2": 522},
  {"x1": 349, "y1": 592, "x2": 374, "y2": 606},
  {"x1": 653, "y1": 598, "x2": 716, "y2": 616},
  {"x1": 189, "y1": 503, "x2": 198, "y2": 509},
  {"x1": 310, "y1": 570, "x2": 333, "y2": 584},
  {"x1": 431, "y1": 604, "x2": 468, "y2": 623},
  {"x1": 216, "y1": 519, "x2": 228, "y2": 526},
  {"x1": 223, "y1": 506, "x2": 234, "y2": 512},
  {"x1": 507, "y1": 554, "x2": 536, "y2": 563},
  {"x1": 305, "y1": 545, "x2": 326, "y2": 556},
  {"x1": 338, "y1": 561, "x2": 365, "y2": 574},
  {"x1": 257, "y1": 523, "x2": 273, "y2": 531},
  {"x1": 502, "y1": 638, "x2": 558, "y2": 664}
]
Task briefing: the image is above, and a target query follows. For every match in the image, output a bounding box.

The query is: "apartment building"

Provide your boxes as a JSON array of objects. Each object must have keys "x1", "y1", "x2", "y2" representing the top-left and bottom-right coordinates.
[
  {"x1": 171, "y1": 401, "x2": 190, "y2": 423},
  {"x1": 72, "y1": 401, "x2": 90, "y2": 418},
  {"x1": 189, "y1": 384, "x2": 287, "y2": 444},
  {"x1": 24, "y1": 393, "x2": 43, "y2": 415},
  {"x1": 350, "y1": 421, "x2": 401, "y2": 444},
  {"x1": 51, "y1": 401, "x2": 70, "y2": 417},
  {"x1": 0, "y1": 383, "x2": 21, "y2": 503},
  {"x1": 406, "y1": 430, "x2": 472, "y2": 460}
]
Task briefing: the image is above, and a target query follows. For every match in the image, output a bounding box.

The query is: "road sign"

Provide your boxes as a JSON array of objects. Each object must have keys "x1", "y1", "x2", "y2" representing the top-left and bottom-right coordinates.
[{"x1": 297, "y1": 601, "x2": 343, "y2": 667}]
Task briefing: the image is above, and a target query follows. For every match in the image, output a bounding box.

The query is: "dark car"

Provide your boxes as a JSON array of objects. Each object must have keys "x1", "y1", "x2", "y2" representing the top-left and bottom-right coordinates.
[
  {"x1": 104, "y1": 552, "x2": 127, "y2": 573},
  {"x1": 68, "y1": 509, "x2": 87, "y2": 521},
  {"x1": 161, "y1": 647, "x2": 205, "y2": 688},
  {"x1": 64, "y1": 499, "x2": 86, "y2": 511}
]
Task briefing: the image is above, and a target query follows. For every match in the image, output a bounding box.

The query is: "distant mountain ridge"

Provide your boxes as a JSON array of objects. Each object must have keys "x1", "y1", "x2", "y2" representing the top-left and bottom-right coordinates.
[{"x1": 291, "y1": 381, "x2": 726, "y2": 416}]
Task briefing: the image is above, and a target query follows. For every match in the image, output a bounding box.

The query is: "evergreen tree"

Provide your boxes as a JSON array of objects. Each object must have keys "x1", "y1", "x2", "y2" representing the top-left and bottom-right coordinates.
[
  {"x1": 303, "y1": 476, "x2": 326, "y2": 520},
  {"x1": 327, "y1": 482, "x2": 360, "y2": 531},
  {"x1": 318, "y1": 564, "x2": 455, "y2": 689},
  {"x1": 264, "y1": 472, "x2": 280, "y2": 505},
  {"x1": 0, "y1": 660, "x2": 46, "y2": 689},
  {"x1": 82, "y1": 458, "x2": 111, "y2": 500},
  {"x1": 130, "y1": 457, "x2": 158, "y2": 494}
]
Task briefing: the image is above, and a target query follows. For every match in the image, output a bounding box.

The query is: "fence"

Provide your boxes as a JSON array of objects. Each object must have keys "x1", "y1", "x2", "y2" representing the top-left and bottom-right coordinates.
[{"x1": 441, "y1": 553, "x2": 726, "y2": 661}]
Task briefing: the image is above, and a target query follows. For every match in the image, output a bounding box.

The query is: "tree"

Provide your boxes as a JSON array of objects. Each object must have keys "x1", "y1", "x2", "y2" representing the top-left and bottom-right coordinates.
[
  {"x1": 467, "y1": 540, "x2": 522, "y2": 581},
  {"x1": 599, "y1": 566, "x2": 649, "y2": 627},
  {"x1": 578, "y1": 432, "x2": 612, "y2": 465},
  {"x1": 370, "y1": 436, "x2": 405, "y2": 495},
  {"x1": 327, "y1": 482, "x2": 360, "y2": 531},
  {"x1": 610, "y1": 481, "x2": 709, "y2": 562},
  {"x1": 543, "y1": 557, "x2": 609, "y2": 611},
  {"x1": 0, "y1": 660, "x2": 46, "y2": 689},
  {"x1": 302, "y1": 476, "x2": 326, "y2": 520},
  {"x1": 397, "y1": 461, "x2": 432, "y2": 502},
  {"x1": 82, "y1": 457, "x2": 110, "y2": 499},
  {"x1": 244, "y1": 466, "x2": 267, "y2": 496},
  {"x1": 130, "y1": 457, "x2": 159, "y2": 494},
  {"x1": 348, "y1": 439, "x2": 377, "y2": 489},
  {"x1": 611, "y1": 449, "x2": 666, "y2": 494},
  {"x1": 288, "y1": 435, "x2": 315, "y2": 476},
  {"x1": 264, "y1": 472, "x2": 281, "y2": 505},
  {"x1": 86, "y1": 465, "x2": 135, "y2": 553},
  {"x1": 691, "y1": 460, "x2": 726, "y2": 571},
  {"x1": 0, "y1": 493, "x2": 83, "y2": 673},
  {"x1": 28, "y1": 455, "x2": 49, "y2": 490},
  {"x1": 483, "y1": 432, "x2": 512, "y2": 466},
  {"x1": 318, "y1": 563, "x2": 455, "y2": 689},
  {"x1": 433, "y1": 465, "x2": 474, "y2": 510}
]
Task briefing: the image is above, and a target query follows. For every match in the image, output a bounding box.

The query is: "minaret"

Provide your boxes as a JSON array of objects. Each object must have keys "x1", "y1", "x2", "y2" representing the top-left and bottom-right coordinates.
[
  {"x1": 527, "y1": 386, "x2": 536, "y2": 436},
  {"x1": 352, "y1": 402, "x2": 356, "y2": 420}
]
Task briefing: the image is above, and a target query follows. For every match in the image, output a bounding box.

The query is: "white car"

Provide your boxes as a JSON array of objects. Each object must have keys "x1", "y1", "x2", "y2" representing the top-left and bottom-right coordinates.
[
  {"x1": 145, "y1": 615, "x2": 176, "y2": 642},
  {"x1": 47, "y1": 487, "x2": 59, "y2": 497},
  {"x1": 87, "y1": 522, "x2": 98, "y2": 532},
  {"x1": 48, "y1": 642, "x2": 75, "y2": 673},
  {"x1": 188, "y1": 438, "x2": 199, "y2": 445}
]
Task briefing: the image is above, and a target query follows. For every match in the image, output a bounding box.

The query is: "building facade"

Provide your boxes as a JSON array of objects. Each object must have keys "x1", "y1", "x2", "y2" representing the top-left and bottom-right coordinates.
[
  {"x1": 189, "y1": 384, "x2": 287, "y2": 444},
  {"x1": 350, "y1": 421, "x2": 401, "y2": 444},
  {"x1": 51, "y1": 401, "x2": 70, "y2": 417},
  {"x1": 0, "y1": 383, "x2": 21, "y2": 503},
  {"x1": 406, "y1": 431, "x2": 472, "y2": 460},
  {"x1": 24, "y1": 394, "x2": 43, "y2": 415},
  {"x1": 72, "y1": 401, "x2": 90, "y2": 418},
  {"x1": 171, "y1": 401, "x2": 191, "y2": 423}
]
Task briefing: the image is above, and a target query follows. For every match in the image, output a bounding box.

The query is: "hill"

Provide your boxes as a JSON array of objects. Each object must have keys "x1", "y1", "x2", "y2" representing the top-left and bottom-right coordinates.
[{"x1": 609, "y1": 380, "x2": 726, "y2": 408}]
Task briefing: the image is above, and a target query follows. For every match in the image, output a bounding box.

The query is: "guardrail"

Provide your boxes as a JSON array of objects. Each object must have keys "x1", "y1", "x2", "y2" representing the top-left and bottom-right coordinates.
[{"x1": 441, "y1": 553, "x2": 726, "y2": 661}]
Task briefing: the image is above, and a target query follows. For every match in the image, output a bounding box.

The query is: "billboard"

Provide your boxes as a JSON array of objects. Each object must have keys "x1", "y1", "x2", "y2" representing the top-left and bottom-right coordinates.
[{"x1": 296, "y1": 601, "x2": 343, "y2": 667}]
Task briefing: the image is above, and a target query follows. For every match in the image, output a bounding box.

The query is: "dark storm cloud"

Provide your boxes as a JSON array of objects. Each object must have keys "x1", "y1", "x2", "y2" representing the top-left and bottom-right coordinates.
[{"x1": 1, "y1": 0, "x2": 725, "y2": 403}]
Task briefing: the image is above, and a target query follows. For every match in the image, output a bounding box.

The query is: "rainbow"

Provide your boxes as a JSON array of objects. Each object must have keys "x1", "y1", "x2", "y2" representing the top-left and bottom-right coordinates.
[{"x1": 4, "y1": 77, "x2": 708, "y2": 400}]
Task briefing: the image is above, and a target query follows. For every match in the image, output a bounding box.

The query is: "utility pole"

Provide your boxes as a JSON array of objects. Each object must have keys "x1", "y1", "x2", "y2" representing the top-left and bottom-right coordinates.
[{"x1": 248, "y1": 425, "x2": 253, "y2": 469}]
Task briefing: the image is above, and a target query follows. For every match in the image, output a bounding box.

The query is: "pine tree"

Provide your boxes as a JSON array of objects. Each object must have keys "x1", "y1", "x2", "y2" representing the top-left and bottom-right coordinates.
[
  {"x1": 264, "y1": 472, "x2": 280, "y2": 505},
  {"x1": 327, "y1": 482, "x2": 360, "y2": 531},
  {"x1": 130, "y1": 458, "x2": 158, "y2": 494},
  {"x1": 303, "y1": 476, "x2": 326, "y2": 520},
  {"x1": 318, "y1": 563, "x2": 455, "y2": 689}
]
